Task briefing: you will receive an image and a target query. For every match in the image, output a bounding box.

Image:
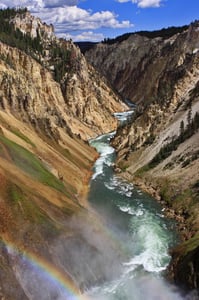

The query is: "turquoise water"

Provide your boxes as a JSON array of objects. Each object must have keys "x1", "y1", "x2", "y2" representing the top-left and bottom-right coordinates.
[
  {"x1": 5, "y1": 110, "x2": 186, "y2": 300},
  {"x1": 86, "y1": 131, "x2": 184, "y2": 300}
]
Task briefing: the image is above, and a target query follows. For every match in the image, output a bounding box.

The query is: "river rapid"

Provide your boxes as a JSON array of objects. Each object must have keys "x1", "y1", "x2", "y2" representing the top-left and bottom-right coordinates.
[{"x1": 86, "y1": 110, "x2": 185, "y2": 300}]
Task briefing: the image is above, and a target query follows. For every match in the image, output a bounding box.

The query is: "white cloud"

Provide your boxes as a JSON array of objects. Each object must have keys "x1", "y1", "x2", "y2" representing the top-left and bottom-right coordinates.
[
  {"x1": 43, "y1": 0, "x2": 78, "y2": 8},
  {"x1": 0, "y1": 0, "x2": 43, "y2": 10},
  {"x1": 0, "y1": 0, "x2": 133, "y2": 39},
  {"x1": 0, "y1": 0, "x2": 78, "y2": 9},
  {"x1": 0, "y1": 3, "x2": 7, "y2": 9},
  {"x1": 32, "y1": 6, "x2": 133, "y2": 32},
  {"x1": 117, "y1": 0, "x2": 163, "y2": 8},
  {"x1": 133, "y1": 0, "x2": 162, "y2": 8}
]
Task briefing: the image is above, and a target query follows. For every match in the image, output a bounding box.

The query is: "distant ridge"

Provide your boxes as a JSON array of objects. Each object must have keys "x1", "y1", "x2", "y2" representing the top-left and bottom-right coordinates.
[
  {"x1": 77, "y1": 24, "x2": 190, "y2": 54},
  {"x1": 101, "y1": 24, "x2": 189, "y2": 45},
  {"x1": 75, "y1": 41, "x2": 97, "y2": 54}
]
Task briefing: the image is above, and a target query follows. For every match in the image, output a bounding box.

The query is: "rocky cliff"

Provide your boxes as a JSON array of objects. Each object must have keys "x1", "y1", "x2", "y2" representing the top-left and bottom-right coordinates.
[
  {"x1": 10, "y1": 10, "x2": 54, "y2": 40},
  {"x1": 2, "y1": 8, "x2": 126, "y2": 140},
  {"x1": 86, "y1": 23, "x2": 198, "y2": 107},
  {"x1": 87, "y1": 22, "x2": 199, "y2": 293},
  {"x1": 0, "y1": 9, "x2": 126, "y2": 299}
]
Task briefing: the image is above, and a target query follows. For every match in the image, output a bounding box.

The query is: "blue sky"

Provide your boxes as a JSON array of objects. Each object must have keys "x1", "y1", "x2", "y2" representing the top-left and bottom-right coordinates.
[{"x1": 0, "y1": 0, "x2": 199, "y2": 41}]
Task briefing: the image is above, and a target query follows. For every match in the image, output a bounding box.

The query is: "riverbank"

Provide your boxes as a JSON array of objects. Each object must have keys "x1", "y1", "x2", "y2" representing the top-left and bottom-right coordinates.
[
  {"x1": 126, "y1": 172, "x2": 191, "y2": 239},
  {"x1": 116, "y1": 167, "x2": 199, "y2": 294},
  {"x1": 91, "y1": 105, "x2": 199, "y2": 295},
  {"x1": 87, "y1": 131, "x2": 184, "y2": 299},
  {"x1": 116, "y1": 170, "x2": 187, "y2": 238}
]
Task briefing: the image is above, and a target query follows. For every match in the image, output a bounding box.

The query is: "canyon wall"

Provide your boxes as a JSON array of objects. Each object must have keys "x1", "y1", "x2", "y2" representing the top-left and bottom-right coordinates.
[
  {"x1": 0, "y1": 9, "x2": 126, "y2": 298},
  {"x1": 86, "y1": 21, "x2": 199, "y2": 293}
]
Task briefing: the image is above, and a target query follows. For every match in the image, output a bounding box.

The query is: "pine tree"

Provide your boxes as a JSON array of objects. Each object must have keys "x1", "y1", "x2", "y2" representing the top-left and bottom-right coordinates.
[
  {"x1": 187, "y1": 106, "x2": 192, "y2": 128},
  {"x1": 180, "y1": 120, "x2": 184, "y2": 135}
]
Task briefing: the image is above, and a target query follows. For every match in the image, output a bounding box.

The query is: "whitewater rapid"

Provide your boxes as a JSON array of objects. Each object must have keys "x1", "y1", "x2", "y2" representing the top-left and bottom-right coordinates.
[{"x1": 86, "y1": 113, "x2": 185, "y2": 300}]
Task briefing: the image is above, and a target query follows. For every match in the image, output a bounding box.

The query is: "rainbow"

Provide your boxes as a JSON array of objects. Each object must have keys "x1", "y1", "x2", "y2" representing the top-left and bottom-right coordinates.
[{"x1": 3, "y1": 238, "x2": 90, "y2": 300}]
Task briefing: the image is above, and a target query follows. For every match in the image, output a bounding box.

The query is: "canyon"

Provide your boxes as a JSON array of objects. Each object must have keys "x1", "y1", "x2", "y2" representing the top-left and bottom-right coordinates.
[{"x1": 0, "y1": 8, "x2": 198, "y2": 298}]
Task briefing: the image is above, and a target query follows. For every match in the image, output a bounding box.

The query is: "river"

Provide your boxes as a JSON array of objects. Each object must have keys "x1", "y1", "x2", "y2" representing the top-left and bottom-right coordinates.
[
  {"x1": 85, "y1": 110, "x2": 185, "y2": 300},
  {"x1": 5, "y1": 111, "x2": 187, "y2": 300}
]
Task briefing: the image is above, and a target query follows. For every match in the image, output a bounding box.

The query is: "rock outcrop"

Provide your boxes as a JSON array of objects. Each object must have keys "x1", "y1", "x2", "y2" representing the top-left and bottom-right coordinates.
[
  {"x1": 168, "y1": 234, "x2": 199, "y2": 292},
  {"x1": 10, "y1": 10, "x2": 55, "y2": 40}
]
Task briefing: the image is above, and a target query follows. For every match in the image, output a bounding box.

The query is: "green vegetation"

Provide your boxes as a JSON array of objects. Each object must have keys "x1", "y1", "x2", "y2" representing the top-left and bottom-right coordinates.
[
  {"x1": 163, "y1": 149, "x2": 199, "y2": 170},
  {"x1": 102, "y1": 25, "x2": 189, "y2": 45},
  {"x1": 0, "y1": 135, "x2": 69, "y2": 195},
  {"x1": 51, "y1": 45, "x2": 72, "y2": 82},
  {"x1": 0, "y1": 8, "x2": 43, "y2": 60},
  {"x1": 0, "y1": 8, "x2": 73, "y2": 83},
  {"x1": 184, "y1": 81, "x2": 199, "y2": 110},
  {"x1": 8, "y1": 184, "x2": 23, "y2": 204},
  {"x1": 159, "y1": 179, "x2": 172, "y2": 204},
  {"x1": 146, "y1": 110, "x2": 199, "y2": 169},
  {"x1": 174, "y1": 189, "x2": 193, "y2": 209},
  {"x1": 7, "y1": 183, "x2": 61, "y2": 237},
  {"x1": 10, "y1": 128, "x2": 36, "y2": 148},
  {"x1": 0, "y1": 7, "x2": 27, "y2": 19},
  {"x1": 61, "y1": 147, "x2": 90, "y2": 170},
  {"x1": 193, "y1": 180, "x2": 199, "y2": 189},
  {"x1": 181, "y1": 150, "x2": 199, "y2": 168},
  {"x1": 75, "y1": 41, "x2": 97, "y2": 54},
  {"x1": 175, "y1": 232, "x2": 199, "y2": 256},
  {"x1": 149, "y1": 139, "x2": 178, "y2": 168},
  {"x1": 118, "y1": 161, "x2": 129, "y2": 172},
  {"x1": 156, "y1": 179, "x2": 194, "y2": 213},
  {"x1": 135, "y1": 164, "x2": 153, "y2": 177},
  {"x1": 143, "y1": 134, "x2": 156, "y2": 146},
  {"x1": 0, "y1": 53, "x2": 14, "y2": 68}
]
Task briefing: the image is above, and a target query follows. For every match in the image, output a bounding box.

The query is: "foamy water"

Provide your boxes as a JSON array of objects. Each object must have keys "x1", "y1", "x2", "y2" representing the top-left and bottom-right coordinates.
[{"x1": 87, "y1": 127, "x2": 185, "y2": 300}]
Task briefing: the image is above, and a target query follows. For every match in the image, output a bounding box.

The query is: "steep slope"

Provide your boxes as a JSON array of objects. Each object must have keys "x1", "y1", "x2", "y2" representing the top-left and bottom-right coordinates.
[
  {"x1": 0, "y1": 9, "x2": 127, "y2": 299},
  {"x1": 86, "y1": 22, "x2": 199, "y2": 107},
  {"x1": 0, "y1": 41, "x2": 124, "y2": 141},
  {"x1": 87, "y1": 21, "x2": 199, "y2": 292},
  {"x1": 1, "y1": 9, "x2": 126, "y2": 140}
]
